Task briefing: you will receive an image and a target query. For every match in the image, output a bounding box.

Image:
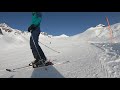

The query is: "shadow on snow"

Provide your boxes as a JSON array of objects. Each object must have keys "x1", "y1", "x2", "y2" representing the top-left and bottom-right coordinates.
[{"x1": 31, "y1": 65, "x2": 64, "y2": 78}]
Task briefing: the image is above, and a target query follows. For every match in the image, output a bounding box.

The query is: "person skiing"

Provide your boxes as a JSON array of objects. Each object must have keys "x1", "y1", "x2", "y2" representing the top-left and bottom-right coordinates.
[{"x1": 28, "y1": 12, "x2": 53, "y2": 68}]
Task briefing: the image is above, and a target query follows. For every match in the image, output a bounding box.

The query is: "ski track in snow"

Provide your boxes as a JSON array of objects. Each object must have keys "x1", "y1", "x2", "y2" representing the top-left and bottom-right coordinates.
[{"x1": 91, "y1": 43, "x2": 120, "y2": 78}]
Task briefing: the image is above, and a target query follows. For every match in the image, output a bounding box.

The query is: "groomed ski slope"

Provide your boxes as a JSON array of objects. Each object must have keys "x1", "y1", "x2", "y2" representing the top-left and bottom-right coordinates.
[
  {"x1": 0, "y1": 38, "x2": 108, "y2": 78},
  {"x1": 1, "y1": 23, "x2": 120, "y2": 78}
]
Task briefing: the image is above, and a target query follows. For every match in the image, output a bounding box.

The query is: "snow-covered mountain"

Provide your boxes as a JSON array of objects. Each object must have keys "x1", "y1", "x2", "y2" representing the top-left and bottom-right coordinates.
[
  {"x1": 1, "y1": 22, "x2": 120, "y2": 78},
  {"x1": 52, "y1": 34, "x2": 69, "y2": 38},
  {"x1": 1, "y1": 22, "x2": 120, "y2": 43},
  {"x1": 0, "y1": 23, "x2": 69, "y2": 39},
  {"x1": 0, "y1": 23, "x2": 29, "y2": 35},
  {"x1": 71, "y1": 23, "x2": 120, "y2": 43}
]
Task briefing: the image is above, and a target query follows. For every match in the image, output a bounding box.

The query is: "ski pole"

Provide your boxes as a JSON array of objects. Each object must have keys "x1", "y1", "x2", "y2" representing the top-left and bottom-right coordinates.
[{"x1": 39, "y1": 41, "x2": 60, "y2": 53}]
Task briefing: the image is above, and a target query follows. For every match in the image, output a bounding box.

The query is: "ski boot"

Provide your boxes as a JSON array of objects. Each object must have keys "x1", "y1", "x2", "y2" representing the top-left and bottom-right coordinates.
[
  {"x1": 31, "y1": 59, "x2": 44, "y2": 68},
  {"x1": 29, "y1": 59, "x2": 54, "y2": 68},
  {"x1": 45, "y1": 61, "x2": 54, "y2": 66}
]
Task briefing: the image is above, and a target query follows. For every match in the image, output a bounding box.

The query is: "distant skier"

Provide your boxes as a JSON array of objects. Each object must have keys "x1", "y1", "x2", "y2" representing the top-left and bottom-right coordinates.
[{"x1": 28, "y1": 12, "x2": 53, "y2": 68}]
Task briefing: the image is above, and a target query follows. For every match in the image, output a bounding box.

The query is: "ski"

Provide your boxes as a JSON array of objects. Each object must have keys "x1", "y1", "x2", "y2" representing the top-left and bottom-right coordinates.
[
  {"x1": 6, "y1": 60, "x2": 70, "y2": 72},
  {"x1": 6, "y1": 63, "x2": 51, "y2": 72},
  {"x1": 6, "y1": 61, "x2": 53, "y2": 72},
  {"x1": 6, "y1": 63, "x2": 32, "y2": 72},
  {"x1": 32, "y1": 60, "x2": 70, "y2": 68}
]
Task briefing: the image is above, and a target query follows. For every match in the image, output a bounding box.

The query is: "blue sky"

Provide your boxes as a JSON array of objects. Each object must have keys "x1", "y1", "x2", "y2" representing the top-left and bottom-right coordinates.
[{"x1": 0, "y1": 12, "x2": 120, "y2": 36}]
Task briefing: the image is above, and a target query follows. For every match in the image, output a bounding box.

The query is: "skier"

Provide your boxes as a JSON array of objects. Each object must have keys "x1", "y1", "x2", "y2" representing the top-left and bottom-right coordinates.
[{"x1": 28, "y1": 12, "x2": 53, "y2": 68}]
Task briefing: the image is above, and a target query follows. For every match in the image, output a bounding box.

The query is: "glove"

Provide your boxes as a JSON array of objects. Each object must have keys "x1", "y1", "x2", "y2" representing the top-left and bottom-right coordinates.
[{"x1": 28, "y1": 24, "x2": 37, "y2": 32}]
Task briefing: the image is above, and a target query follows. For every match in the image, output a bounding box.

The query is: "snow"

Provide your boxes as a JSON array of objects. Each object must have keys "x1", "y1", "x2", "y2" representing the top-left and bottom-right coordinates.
[
  {"x1": 1, "y1": 23, "x2": 120, "y2": 78},
  {"x1": 53, "y1": 34, "x2": 69, "y2": 38}
]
